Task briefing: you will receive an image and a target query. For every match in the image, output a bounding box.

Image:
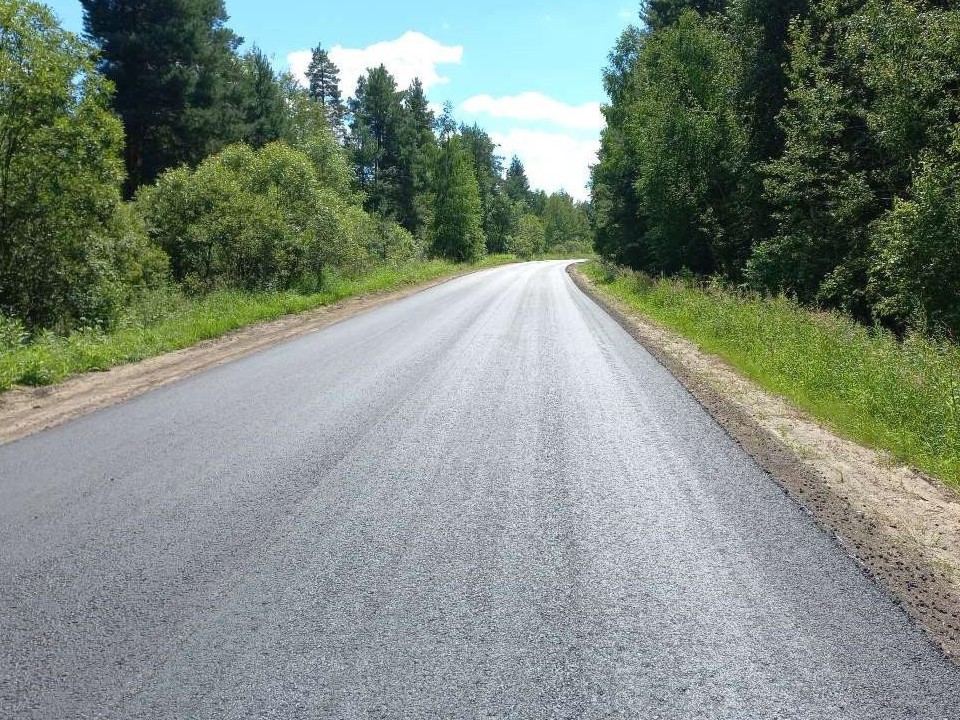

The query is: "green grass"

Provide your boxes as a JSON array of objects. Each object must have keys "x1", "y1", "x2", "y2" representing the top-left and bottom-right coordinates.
[
  {"x1": 583, "y1": 261, "x2": 960, "y2": 487},
  {"x1": 0, "y1": 255, "x2": 518, "y2": 393}
]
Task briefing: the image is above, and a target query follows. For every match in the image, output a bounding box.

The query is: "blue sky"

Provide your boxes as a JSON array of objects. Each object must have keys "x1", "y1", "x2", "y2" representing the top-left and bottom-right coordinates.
[{"x1": 46, "y1": 0, "x2": 640, "y2": 200}]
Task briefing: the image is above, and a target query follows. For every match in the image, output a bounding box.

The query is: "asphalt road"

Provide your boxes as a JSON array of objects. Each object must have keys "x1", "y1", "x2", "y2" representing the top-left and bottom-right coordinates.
[{"x1": 3, "y1": 260, "x2": 960, "y2": 719}]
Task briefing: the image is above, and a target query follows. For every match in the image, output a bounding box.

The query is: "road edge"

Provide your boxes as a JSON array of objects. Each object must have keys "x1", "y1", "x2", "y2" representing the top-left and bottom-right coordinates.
[
  {"x1": 0, "y1": 264, "x2": 510, "y2": 447},
  {"x1": 568, "y1": 261, "x2": 960, "y2": 663}
]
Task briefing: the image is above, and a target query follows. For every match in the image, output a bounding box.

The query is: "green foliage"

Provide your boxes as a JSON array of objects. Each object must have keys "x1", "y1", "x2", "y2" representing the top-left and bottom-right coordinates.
[
  {"x1": 367, "y1": 217, "x2": 422, "y2": 265},
  {"x1": 81, "y1": 0, "x2": 244, "y2": 194},
  {"x1": 595, "y1": 0, "x2": 960, "y2": 340},
  {"x1": 542, "y1": 193, "x2": 592, "y2": 253},
  {"x1": 752, "y1": 0, "x2": 960, "y2": 327},
  {"x1": 486, "y1": 191, "x2": 521, "y2": 254},
  {"x1": 396, "y1": 79, "x2": 436, "y2": 239},
  {"x1": 585, "y1": 261, "x2": 960, "y2": 486},
  {"x1": 459, "y1": 123, "x2": 507, "y2": 249},
  {"x1": 282, "y1": 82, "x2": 355, "y2": 198},
  {"x1": 594, "y1": 12, "x2": 750, "y2": 277},
  {"x1": 237, "y1": 47, "x2": 291, "y2": 148},
  {"x1": 349, "y1": 65, "x2": 404, "y2": 217},
  {"x1": 750, "y1": 0, "x2": 879, "y2": 318},
  {"x1": 870, "y1": 147, "x2": 960, "y2": 337},
  {"x1": 0, "y1": 313, "x2": 26, "y2": 353},
  {"x1": 727, "y1": 0, "x2": 809, "y2": 245},
  {"x1": 592, "y1": 25, "x2": 647, "y2": 268},
  {"x1": 504, "y1": 156, "x2": 532, "y2": 207},
  {"x1": 0, "y1": 0, "x2": 162, "y2": 331},
  {"x1": 430, "y1": 137, "x2": 486, "y2": 262},
  {"x1": 306, "y1": 43, "x2": 346, "y2": 139},
  {"x1": 508, "y1": 214, "x2": 546, "y2": 258},
  {"x1": 642, "y1": 0, "x2": 727, "y2": 30},
  {"x1": 138, "y1": 142, "x2": 359, "y2": 292},
  {"x1": 138, "y1": 136, "x2": 423, "y2": 296}
]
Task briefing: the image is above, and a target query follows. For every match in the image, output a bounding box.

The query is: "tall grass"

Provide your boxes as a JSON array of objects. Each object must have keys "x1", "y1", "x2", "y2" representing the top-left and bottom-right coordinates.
[
  {"x1": 584, "y1": 261, "x2": 960, "y2": 487},
  {"x1": 0, "y1": 256, "x2": 517, "y2": 392}
]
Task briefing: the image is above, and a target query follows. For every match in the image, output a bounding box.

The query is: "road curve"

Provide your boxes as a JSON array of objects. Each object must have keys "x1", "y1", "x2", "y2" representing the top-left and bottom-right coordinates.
[{"x1": 2, "y1": 260, "x2": 960, "y2": 718}]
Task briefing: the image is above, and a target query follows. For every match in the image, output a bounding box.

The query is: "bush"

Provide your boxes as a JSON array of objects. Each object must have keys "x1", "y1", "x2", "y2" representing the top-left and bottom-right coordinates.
[
  {"x1": 507, "y1": 214, "x2": 546, "y2": 258},
  {"x1": 364, "y1": 216, "x2": 422, "y2": 266},
  {"x1": 138, "y1": 140, "x2": 425, "y2": 294},
  {"x1": 139, "y1": 142, "x2": 345, "y2": 292},
  {"x1": 0, "y1": 314, "x2": 26, "y2": 353}
]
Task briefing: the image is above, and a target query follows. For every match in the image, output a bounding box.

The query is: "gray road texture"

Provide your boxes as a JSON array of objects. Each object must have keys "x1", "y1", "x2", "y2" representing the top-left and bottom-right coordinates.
[{"x1": 2, "y1": 260, "x2": 960, "y2": 719}]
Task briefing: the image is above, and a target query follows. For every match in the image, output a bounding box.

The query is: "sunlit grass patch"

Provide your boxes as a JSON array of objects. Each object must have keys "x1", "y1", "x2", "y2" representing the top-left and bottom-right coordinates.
[{"x1": 583, "y1": 261, "x2": 960, "y2": 487}]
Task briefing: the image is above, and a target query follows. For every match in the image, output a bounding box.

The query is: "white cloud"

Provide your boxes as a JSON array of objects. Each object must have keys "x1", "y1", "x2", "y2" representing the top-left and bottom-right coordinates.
[
  {"x1": 287, "y1": 31, "x2": 463, "y2": 97},
  {"x1": 461, "y1": 92, "x2": 604, "y2": 131},
  {"x1": 286, "y1": 51, "x2": 313, "y2": 86},
  {"x1": 492, "y1": 130, "x2": 600, "y2": 202}
]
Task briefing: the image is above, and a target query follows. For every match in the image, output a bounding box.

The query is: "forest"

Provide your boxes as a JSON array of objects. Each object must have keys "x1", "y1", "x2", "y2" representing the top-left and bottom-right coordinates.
[
  {"x1": 593, "y1": 0, "x2": 960, "y2": 339},
  {"x1": 0, "y1": 0, "x2": 591, "y2": 343}
]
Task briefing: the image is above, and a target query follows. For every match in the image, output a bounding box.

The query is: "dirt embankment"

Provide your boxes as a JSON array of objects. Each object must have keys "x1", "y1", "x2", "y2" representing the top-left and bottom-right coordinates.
[
  {"x1": 0, "y1": 271, "x2": 481, "y2": 446},
  {"x1": 570, "y1": 263, "x2": 960, "y2": 662}
]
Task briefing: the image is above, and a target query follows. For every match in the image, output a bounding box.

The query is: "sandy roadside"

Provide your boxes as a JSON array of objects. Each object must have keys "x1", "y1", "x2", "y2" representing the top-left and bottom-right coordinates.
[
  {"x1": 0, "y1": 267, "x2": 499, "y2": 447},
  {"x1": 570, "y1": 263, "x2": 960, "y2": 662}
]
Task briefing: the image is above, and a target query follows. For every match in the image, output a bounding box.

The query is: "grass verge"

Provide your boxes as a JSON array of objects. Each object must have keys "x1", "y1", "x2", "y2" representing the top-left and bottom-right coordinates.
[
  {"x1": 583, "y1": 261, "x2": 960, "y2": 487},
  {"x1": 0, "y1": 255, "x2": 518, "y2": 393}
]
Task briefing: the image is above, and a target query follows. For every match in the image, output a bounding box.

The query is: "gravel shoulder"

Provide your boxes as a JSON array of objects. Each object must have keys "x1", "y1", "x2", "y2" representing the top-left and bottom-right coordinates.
[
  {"x1": 570, "y1": 262, "x2": 960, "y2": 661},
  {"x1": 0, "y1": 268, "x2": 496, "y2": 447}
]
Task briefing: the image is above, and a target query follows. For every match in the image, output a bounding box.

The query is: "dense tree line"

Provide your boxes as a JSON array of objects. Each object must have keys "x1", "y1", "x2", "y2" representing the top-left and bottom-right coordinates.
[
  {"x1": 0, "y1": 0, "x2": 590, "y2": 336},
  {"x1": 593, "y1": 0, "x2": 960, "y2": 337}
]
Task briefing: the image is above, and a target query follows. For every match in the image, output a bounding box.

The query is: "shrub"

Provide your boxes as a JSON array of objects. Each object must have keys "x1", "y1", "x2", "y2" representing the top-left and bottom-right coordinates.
[
  {"x1": 507, "y1": 214, "x2": 546, "y2": 258},
  {"x1": 137, "y1": 140, "x2": 423, "y2": 294},
  {"x1": 0, "y1": 314, "x2": 26, "y2": 353},
  {"x1": 139, "y1": 142, "x2": 340, "y2": 292}
]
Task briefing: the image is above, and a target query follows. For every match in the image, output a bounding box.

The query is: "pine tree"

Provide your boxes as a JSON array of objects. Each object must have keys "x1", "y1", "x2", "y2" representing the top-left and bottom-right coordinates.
[
  {"x1": 505, "y1": 156, "x2": 531, "y2": 206},
  {"x1": 238, "y1": 47, "x2": 289, "y2": 148},
  {"x1": 727, "y1": 0, "x2": 811, "y2": 255},
  {"x1": 485, "y1": 190, "x2": 520, "y2": 254},
  {"x1": 397, "y1": 79, "x2": 437, "y2": 238},
  {"x1": 750, "y1": 0, "x2": 878, "y2": 317},
  {"x1": 435, "y1": 101, "x2": 458, "y2": 140},
  {"x1": 348, "y1": 65, "x2": 404, "y2": 217},
  {"x1": 306, "y1": 44, "x2": 346, "y2": 140},
  {"x1": 730, "y1": 0, "x2": 809, "y2": 161},
  {"x1": 458, "y1": 124, "x2": 503, "y2": 247},
  {"x1": 641, "y1": 0, "x2": 726, "y2": 29},
  {"x1": 431, "y1": 137, "x2": 485, "y2": 262},
  {"x1": 81, "y1": 0, "x2": 243, "y2": 195}
]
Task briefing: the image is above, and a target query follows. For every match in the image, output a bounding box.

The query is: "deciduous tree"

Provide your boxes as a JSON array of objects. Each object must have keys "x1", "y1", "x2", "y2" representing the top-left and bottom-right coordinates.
[{"x1": 0, "y1": 0, "x2": 164, "y2": 329}]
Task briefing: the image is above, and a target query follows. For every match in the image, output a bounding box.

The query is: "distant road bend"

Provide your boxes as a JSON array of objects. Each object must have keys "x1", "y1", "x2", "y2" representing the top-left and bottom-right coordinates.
[{"x1": 3, "y1": 260, "x2": 960, "y2": 718}]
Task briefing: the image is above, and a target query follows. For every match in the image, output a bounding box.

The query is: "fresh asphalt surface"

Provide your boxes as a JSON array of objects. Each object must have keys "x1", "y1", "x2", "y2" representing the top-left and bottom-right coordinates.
[{"x1": 3, "y1": 260, "x2": 960, "y2": 719}]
